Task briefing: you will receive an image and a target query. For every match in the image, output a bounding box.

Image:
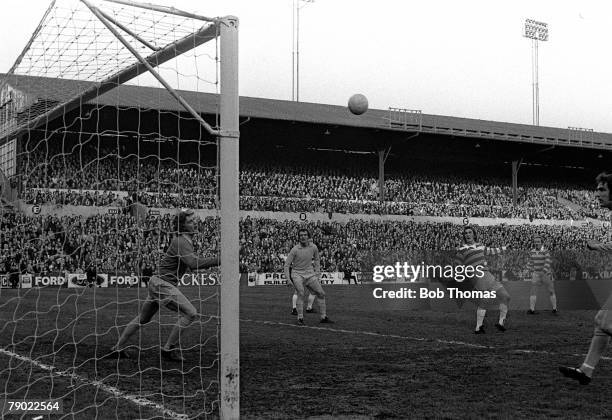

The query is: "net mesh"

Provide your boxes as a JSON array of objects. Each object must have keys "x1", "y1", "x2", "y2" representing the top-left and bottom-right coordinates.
[
  {"x1": 0, "y1": 0, "x2": 223, "y2": 418},
  {"x1": 1, "y1": 0, "x2": 219, "y2": 141}
]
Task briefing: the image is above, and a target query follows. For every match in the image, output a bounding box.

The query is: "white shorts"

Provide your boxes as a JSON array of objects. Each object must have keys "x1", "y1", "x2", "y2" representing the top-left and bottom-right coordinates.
[
  {"x1": 290, "y1": 272, "x2": 324, "y2": 297},
  {"x1": 531, "y1": 272, "x2": 554, "y2": 288}
]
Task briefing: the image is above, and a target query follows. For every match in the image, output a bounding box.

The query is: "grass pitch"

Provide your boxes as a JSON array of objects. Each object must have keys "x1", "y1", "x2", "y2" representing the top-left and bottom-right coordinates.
[{"x1": 0, "y1": 284, "x2": 610, "y2": 419}]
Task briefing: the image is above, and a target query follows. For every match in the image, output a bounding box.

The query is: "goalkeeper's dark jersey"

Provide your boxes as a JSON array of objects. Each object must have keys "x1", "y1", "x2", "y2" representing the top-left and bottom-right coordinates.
[{"x1": 157, "y1": 234, "x2": 193, "y2": 285}]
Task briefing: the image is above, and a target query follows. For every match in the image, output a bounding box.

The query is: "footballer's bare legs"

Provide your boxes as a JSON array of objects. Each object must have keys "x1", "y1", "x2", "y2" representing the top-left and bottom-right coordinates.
[
  {"x1": 561, "y1": 310, "x2": 612, "y2": 384},
  {"x1": 529, "y1": 281, "x2": 539, "y2": 312},
  {"x1": 307, "y1": 294, "x2": 316, "y2": 310},
  {"x1": 581, "y1": 310, "x2": 612, "y2": 377},
  {"x1": 163, "y1": 300, "x2": 198, "y2": 351},
  {"x1": 293, "y1": 278, "x2": 306, "y2": 320},
  {"x1": 497, "y1": 287, "x2": 510, "y2": 327},
  {"x1": 475, "y1": 307, "x2": 486, "y2": 332},
  {"x1": 113, "y1": 300, "x2": 159, "y2": 351},
  {"x1": 293, "y1": 292, "x2": 315, "y2": 310},
  {"x1": 581, "y1": 330, "x2": 610, "y2": 377},
  {"x1": 547, "y1": 280, "x2": 557, "y2": 311},
  {"x1": 306, "y1": 277, "x2": 327, "y2": 319}
]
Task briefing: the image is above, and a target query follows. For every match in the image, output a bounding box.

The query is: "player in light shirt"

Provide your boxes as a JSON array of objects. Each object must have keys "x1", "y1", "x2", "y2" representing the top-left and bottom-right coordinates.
[{"x1": 284, "y1": 229, "x2": 333, "y2": 325}]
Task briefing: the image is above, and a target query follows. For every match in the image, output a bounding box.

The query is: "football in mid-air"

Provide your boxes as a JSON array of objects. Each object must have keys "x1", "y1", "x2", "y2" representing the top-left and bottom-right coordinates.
[{"x1": 348, "y1": 93, "x2": 368, "y2": 115}]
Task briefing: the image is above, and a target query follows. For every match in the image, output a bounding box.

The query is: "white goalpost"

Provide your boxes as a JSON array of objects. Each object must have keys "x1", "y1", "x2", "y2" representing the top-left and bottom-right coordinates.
[
  {"x1": 0, "y1": 0, "x2": 239, "y2": 418},
  {"x1": 218, "y1": 12, "x2": 240, "y2": 420}
]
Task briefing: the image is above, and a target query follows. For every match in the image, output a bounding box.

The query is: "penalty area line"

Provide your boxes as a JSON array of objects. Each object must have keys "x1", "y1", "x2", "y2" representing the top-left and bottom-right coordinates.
[
  {"x1": 0, "y1": 347, "x2": 188, "y2": 420},
  {"x1": 201, "y1": 314, "x2": 488, "y2": 349},
  {"x1": 237, "y1": 317, "x2": 612, "y2": 361},
  {"x1": 239, "y1": 318, "x2": 490, "y2": 349}
]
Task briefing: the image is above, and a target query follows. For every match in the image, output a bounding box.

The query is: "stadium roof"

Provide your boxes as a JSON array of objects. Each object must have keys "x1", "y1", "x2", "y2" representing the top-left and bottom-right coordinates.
[{"x1": 2, "y1": 73, "x2": 612, "y2": 150}]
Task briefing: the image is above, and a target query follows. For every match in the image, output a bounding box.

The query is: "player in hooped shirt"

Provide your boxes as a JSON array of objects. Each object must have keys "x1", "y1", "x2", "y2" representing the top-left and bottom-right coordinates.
[
  {"x1": 284, "y1": 229, "x2": 333, "y2": 325},
  {"x1": 454, "y1": 226, "x2": 510, "y2": 334},
  {"x1": 527, "y1": 235, "x2": 557, "y2": 314},
  {"x1": 107, "y1": 209, "x2": 219, "y2": 361}
]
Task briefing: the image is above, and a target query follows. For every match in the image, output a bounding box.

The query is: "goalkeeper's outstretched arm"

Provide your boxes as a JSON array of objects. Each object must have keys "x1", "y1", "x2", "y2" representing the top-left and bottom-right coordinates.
[
  {"x1": 183, "y1": 255, "x2": 220, "y2": 270},
  {"x1": 177, "y1": 238, "x2": 220, "y2": 269}
]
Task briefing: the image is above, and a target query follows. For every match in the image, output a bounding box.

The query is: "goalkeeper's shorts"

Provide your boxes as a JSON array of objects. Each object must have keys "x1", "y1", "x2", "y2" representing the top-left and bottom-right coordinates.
[{"x1": 147, "y1": 276, "x2": 197, "y2": 316}]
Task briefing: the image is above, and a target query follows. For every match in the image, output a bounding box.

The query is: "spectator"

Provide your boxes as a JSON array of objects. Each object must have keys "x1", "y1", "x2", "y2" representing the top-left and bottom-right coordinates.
[{"x1": 19, "y1": 142, "x2": 600, "y2": 220}]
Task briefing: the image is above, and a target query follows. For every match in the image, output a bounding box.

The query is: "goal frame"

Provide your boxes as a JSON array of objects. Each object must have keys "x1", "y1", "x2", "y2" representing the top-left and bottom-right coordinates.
[
  {"x1": 1, "y1": 1, "x2": 240, "y2": 417},
  {"x1": 217, "y1": 14, "x2": 240, "y2": 420}
]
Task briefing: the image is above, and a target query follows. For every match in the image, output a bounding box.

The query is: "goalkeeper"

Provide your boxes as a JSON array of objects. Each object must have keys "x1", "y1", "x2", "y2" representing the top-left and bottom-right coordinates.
[{"x1": 107, "y1": 209, "x2": 219, "y2": 361}]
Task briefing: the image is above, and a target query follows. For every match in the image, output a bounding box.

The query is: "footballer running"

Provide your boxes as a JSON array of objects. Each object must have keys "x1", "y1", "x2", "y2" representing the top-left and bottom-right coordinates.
[{"x1": 560, "y1": 172, "x2": 612, "y2": 384}]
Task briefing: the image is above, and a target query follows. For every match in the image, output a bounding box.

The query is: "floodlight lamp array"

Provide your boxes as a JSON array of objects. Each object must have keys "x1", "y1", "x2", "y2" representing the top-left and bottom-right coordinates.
[{"x1": 524, "y1": 19, "x2": 549, "y2": 41}]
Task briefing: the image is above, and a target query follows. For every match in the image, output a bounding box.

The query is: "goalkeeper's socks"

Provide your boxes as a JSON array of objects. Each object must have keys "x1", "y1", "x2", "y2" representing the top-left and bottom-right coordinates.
[
  {"x1": 529, "y1": 295, "x2": 537, "y2": 312},
  {"x1": 550, "y1": 294, "x2": 557, "y2": 311},
  {"x1": 292, "y1": 293, "x2": 298, "y2": 309}
]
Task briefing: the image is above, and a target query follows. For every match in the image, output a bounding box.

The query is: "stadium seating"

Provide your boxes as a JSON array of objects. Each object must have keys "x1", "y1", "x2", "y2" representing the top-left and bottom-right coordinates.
[
  {"x1": 5, "y1": 142, "x2": 605, "y2": 276},
  {"x1": 18, "y1": 144, "x2": 602, "y2": 220}
]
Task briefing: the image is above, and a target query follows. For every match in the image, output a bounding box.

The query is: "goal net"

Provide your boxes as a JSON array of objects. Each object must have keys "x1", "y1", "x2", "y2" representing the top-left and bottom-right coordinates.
[{"x1": 0, "y1": 0, "x2": 239, "y2": 418}]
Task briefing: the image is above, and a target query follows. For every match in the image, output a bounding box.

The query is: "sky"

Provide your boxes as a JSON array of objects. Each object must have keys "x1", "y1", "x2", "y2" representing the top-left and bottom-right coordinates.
[{"x1": 1, "y1": 0, "x2": 612, "y2": 132}]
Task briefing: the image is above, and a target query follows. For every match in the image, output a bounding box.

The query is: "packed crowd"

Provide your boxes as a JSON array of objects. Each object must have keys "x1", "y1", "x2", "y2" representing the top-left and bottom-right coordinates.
[
  {"x1": 1, "y1": 212, "x2": 608, "y2": 277},
  {"x1": 23, "y1": 146, "x2": 216, "y2": 195},
  {"x1": 16, "y1": 144, "x2": 602, "y2": 220},
  {"x1": 0, "y1": 212, "x2": 219, "y2": 277},
  {"x1": 240, "y1": 164, "x2": 589, "y2": 219},
  {"x1": 22, "y1": 189, "x2": 217, "y2": 210}
]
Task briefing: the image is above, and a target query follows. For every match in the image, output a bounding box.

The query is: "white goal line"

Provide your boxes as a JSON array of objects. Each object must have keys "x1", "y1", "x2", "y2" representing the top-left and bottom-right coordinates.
[{"x1": 0, "y1": 347, "x2": 189, "y2": 420}]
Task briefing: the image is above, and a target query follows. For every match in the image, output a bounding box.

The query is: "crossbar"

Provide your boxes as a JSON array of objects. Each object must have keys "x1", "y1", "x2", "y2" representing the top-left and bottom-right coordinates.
[{"x1": 0, "y1": 18, "x2": 218, "y2": 144}]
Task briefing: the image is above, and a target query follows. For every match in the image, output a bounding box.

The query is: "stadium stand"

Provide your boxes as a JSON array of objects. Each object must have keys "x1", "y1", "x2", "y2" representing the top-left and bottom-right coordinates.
[{"x1": 17, "y1": 142, "x2": 604, "y2": 220}]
